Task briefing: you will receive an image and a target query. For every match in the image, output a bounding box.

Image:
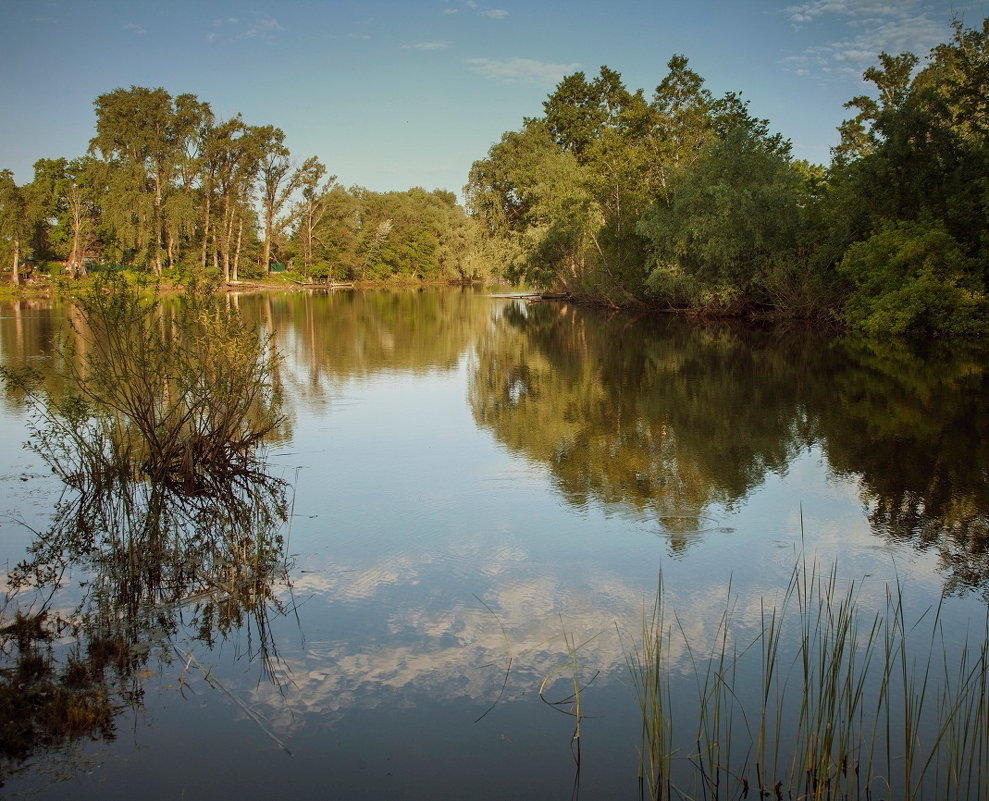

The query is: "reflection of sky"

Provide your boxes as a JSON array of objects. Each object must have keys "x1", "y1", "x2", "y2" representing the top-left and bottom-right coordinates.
[{"x1": 243, "y1": 388, "x2": 960, "y2": 740}]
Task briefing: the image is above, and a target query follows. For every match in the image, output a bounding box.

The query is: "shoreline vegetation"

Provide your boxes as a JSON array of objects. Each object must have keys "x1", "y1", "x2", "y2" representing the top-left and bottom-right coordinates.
[
  {"x1": 619, "y1": 557, "x2": 989, "y2": 801},
  {"x1": 2, "y1": 19, "x2": 988, "y2": 338}
]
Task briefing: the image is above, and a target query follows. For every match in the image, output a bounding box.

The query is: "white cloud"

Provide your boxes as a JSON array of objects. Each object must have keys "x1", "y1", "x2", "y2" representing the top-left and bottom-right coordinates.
[
  {"x1": 462, "y1": 0, "x2": 508, "y2": 18},
  {"x1": 781, "y1": 0, "x2": 952, "y2": 82},
  {"x1": 443, "y1": 7, "x2": 459, "y2": 14},
  {"x1": 407, "y1": 40, "x2": 451, "y2": 51},
  {"x1": 466, "y1": 57, "x2": 581, "y2": 84},
  {"x1": 239, "y1": 14, "x2": 284, "y2": 40},
  {"x1": 784, "y1": 0, "x2": 914, "y2": 25},
  {"x1": 123, "y1": 22, "x2": 146, "y2": 35},
  {"x1": 207, "y1": 14, "x2": 283, "y2": 42}
]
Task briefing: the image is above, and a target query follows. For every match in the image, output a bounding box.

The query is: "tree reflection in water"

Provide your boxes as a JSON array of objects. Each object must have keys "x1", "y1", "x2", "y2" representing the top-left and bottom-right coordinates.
[
  {"x1": 469, "y1": 302, "x2": 816, "y2": 552},
  {"x1": 471, "y1": 300, "x2": 989, "y2": 593}
]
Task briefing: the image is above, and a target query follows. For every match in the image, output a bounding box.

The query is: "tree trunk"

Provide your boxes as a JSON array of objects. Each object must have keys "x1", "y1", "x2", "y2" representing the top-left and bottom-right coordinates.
[
  {"x1": 232, "y1": 215, "x2": 243, "y2": 282},
  {"x1": 152, "y1": 171, "x2": 163, "y2": 276},
  {"x1": 166, "y1": 225, "x2": 176, "y2": 271},
  {"x1": 200, "y1": 192, "x2": 212, "y2": 271},
  {"x1": 11, "y1": 237, "x2": 19, "y2": 286},
  {"x1": 219, "y1": 200, "x2": 230, "y2": 283},
  {"x1": 261, "y1": 226, "x2": 272, "y2": 276}
]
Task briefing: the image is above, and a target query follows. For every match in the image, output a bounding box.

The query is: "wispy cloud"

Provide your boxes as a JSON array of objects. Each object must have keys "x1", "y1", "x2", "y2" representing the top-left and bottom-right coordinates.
[
  {"x1": 206, "y1": 14, "x2": 284, "y2": 43},
  {"x1": 784, "y1": 0, "x2": 913, "y2": 26},
  {"x1": 466, "y1": 57, "x2": 580, "y2": 85},
  {"x1": 464, "y1": 0, "x2": 509, "y2": 19},
  {"x1": 406, "y1": 40, "x2": 451, "y2": 51},
  {"x1": 239, "y1": 14, "x2": 284, "y2": 40},
  {"x1": 781, "y1": 0, "x2": 951, "y2": 81},
  {"x1": 123, "y1": 22, "x2": 146, "y2": 35}
]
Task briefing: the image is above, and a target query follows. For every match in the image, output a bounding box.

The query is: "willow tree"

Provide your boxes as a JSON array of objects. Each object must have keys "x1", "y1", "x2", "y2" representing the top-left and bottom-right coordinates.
[{"x1": 90, "y1": 87, "x2": 213, "y2": 273}]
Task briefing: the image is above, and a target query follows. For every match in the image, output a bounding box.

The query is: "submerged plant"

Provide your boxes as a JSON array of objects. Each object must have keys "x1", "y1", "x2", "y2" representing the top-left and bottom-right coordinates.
[{"x1": 2, "y1": 273, "x2": 285, "y2": 497}]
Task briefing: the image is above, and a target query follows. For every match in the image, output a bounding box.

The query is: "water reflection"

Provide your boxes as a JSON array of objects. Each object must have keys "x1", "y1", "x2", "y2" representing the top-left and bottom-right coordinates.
[
  {"x1": 819, "y1": 338, "x2": 989, "y2": 597},
  {"x1": 469, "y1": 301, "x2": 989, "y2": 591},
  {"x1": 3, "y1": 291, "x2": 989, "y2": 797},
  {"x1": 5, "y1": 292, "x2": 989, "y2": 591},
  {"x1": 0, "y1": 286, "x2": 294, "y2": 787},
  {"x1": 469, "y1": 303, "x2": 816, "y2": 548},
  {"x1": 232, "y1": 289, "x2": 498, "y2": 406},
  {"x1": 0, "y1": 472, "x2": 292, "y2": 785}
]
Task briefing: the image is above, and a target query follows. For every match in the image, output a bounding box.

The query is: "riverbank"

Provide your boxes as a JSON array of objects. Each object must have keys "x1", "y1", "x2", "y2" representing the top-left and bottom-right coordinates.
[{"x1": 0, "y1": 272, "x2": 488, "y2": 300}]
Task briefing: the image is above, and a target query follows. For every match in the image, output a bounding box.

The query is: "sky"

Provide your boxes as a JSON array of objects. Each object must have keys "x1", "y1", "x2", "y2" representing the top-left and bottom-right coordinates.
[{"x1": 1, "y1": 0, "x2": 987, "y2": 198}]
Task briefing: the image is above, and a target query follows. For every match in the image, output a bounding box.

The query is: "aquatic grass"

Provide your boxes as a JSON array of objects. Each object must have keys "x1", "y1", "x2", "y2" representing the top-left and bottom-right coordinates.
[
  {"x1": 620, "y1": 574, "x2": 675, "y2": 801},
  {"x1": 473, "y1": 593, "x2": 515, "y2": 724},
  {"x1": 682, "y1": 583, "x2": 750, "y2": 801},
  {"x1": 620, "y1": 555, "x2": 989, "y2": 800},
  {"x1": 538, "y1": 622, "x2": 603, "y2": 744},
  {"x1": 537, "y1": 622, "x2": 603, "y2": 801}
]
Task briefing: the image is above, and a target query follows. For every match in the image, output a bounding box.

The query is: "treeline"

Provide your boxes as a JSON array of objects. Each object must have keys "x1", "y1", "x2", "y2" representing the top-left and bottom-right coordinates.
[
  {"x1": 466, "y1": 19, "x2": 989, "y2": 337},
  {"x1": 0, "y1": 88, "x2": 488, "y2": 286}
]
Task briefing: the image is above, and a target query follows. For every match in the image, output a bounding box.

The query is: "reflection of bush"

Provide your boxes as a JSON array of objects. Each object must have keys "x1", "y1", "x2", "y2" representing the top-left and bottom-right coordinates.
[
  {"x1": 0, "y1": 475, "x2": 292, "y2": 786},
  {"x1": 0, "y1": 609, "x2": 156, "y2": 785}
]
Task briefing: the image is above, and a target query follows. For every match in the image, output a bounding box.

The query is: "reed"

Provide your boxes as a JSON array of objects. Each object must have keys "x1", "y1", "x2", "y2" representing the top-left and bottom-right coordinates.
[
  {"x1": 620, "y1": 574, "x2": 675, "y2": 801},
  {"x1": 620, "y1": 557, "x2": 989, "y2": 800}
]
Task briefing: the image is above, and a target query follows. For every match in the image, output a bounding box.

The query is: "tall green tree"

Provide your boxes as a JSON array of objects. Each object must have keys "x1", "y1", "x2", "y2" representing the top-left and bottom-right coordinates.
[
  {"x1": 292, "y1": 157, "x2": 334, "y2": 278},
  {"x1": 466, "y1": 120, "x2": 590, "y2": 288},
  {"x1": 256, "y1": 127, "x2": 299, "y2": 275},
  {"x1": 827, "y1": 18, "x2": 989, "y2": 336},
  {"x1": 639, "y1": 119, "x2": 818, "y2": 313},
  {"x1": 0, "y1": 170, "x2": 27, "y2": 284}
]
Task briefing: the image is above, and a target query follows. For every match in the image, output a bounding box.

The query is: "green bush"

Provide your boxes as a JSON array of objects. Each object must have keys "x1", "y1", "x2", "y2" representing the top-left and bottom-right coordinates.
[
  {"x1": 838, "y1": 221, "x2": 989, "y2": 338},
  {"x1": 309, "y1": 261, "x2": 332, "y2": 283}
]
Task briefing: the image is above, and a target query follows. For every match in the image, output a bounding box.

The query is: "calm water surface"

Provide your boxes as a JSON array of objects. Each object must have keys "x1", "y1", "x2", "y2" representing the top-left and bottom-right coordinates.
[{"x1": 1, "y1": 289, "x2": 988, "y2": 799}]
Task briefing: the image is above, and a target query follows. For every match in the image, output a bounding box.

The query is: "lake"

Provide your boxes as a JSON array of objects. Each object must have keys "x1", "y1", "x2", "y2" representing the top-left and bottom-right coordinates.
[{"x1": 1, "y1": 288, "x2": 988, "y2": 800}]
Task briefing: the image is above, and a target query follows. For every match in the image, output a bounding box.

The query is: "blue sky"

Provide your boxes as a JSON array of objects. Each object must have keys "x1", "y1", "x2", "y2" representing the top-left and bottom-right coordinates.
[{"x1": 2, "y1": 0, "x2": 986, "y2": 196}]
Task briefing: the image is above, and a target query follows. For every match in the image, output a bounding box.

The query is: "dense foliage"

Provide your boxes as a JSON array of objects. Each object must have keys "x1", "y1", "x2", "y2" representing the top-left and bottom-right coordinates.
[
  {"x1": 2, "y1": 19, "x2": 988, "y2": 336},
  {"x1": 0, "y1": 90, "x2": 487, "y2": 286},
  {"x1": 466, "y1": 19, "x2": 989, "y2": 337}
]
